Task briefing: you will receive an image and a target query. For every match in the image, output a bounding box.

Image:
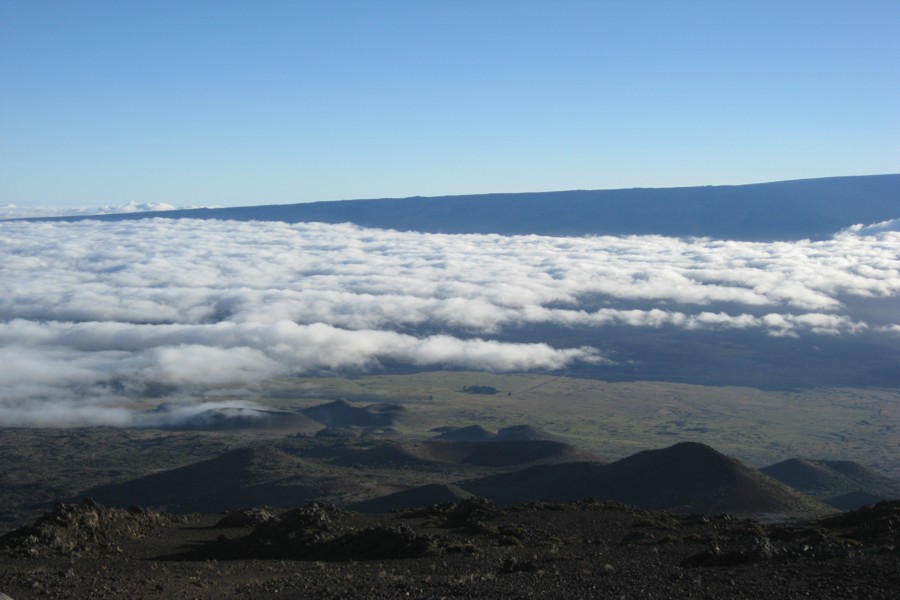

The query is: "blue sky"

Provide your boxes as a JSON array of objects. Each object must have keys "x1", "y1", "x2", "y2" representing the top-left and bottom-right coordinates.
[{"x1": 1, "y1": 0, "x2": 898, "y2": 209}]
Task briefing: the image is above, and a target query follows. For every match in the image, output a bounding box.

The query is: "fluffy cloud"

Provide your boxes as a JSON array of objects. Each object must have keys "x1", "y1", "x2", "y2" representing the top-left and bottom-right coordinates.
[
  {"x1": 1, "y1": 218, "x2": 898, "y2": 425},
  {"x1": 842, "y1": 219, "x2": 900, "y2": 235}
]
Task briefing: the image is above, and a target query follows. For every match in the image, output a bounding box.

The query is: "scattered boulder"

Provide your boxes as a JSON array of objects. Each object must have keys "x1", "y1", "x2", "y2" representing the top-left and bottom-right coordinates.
[
  {"x1": 215, "y1": 507, "x2": 279, "y2": 528},
  {"x1": 814, "y1": 500, "x2": 900, "y2": 549},
  {"x1": 412, "y1": 497, "x2": 503, "y2": 530},
  {"x1": 0, "y1": 499, "x2": 173, "y2": 558},
  {"x1": 224, "y1": 502, "x2": 446, "y2": 560},
  {"x1": 442, "y1": 497, "x2": 502, "y2": 528}
]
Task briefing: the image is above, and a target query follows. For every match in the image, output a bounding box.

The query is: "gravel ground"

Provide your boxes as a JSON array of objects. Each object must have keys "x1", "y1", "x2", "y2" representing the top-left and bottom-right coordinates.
[{"x1": 1, "y1": 499, "x2": 897, "y2": 599}]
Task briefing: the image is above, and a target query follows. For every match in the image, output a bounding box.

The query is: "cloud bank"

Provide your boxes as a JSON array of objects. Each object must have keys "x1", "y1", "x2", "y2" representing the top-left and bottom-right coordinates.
[
  {"x1": 0, "y1": 201, "x2": 199, "y2": 220},
  {"x1": 1, "y1": 218, "x2": 898, "y2": 426}
]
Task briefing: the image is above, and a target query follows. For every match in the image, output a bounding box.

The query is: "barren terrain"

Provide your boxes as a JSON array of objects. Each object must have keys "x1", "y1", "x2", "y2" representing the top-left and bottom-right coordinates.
[
  {"x1": 1, "y1": 498, "x2": 898, "y2": 599},
  {"x1": 1, "y1": 373, "x2": 898, "y2": 598}
]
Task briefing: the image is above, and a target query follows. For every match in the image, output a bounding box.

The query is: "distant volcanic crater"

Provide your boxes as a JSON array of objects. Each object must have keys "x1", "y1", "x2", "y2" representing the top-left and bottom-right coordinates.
[{"x1": 300, "y1": 399, "x2": 421, "y2": 431}]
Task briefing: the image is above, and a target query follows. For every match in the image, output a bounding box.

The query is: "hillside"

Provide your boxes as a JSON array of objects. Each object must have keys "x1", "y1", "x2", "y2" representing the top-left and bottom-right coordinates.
[
  {"x1": 462, "y1": 442, "x2": 832, "y2": 519},
  {"x1": 62, "y1": 439, "x2": 833, "y2": 521},
  {"x1": 77, "y1": 446, "x2": 361, "y2": 513},
  {"x1": 762, "y1": 458, "x2": 900, "y2": 510},
  {"x1": 331, "y1": 439, "x2": 598, "y2": 468}
]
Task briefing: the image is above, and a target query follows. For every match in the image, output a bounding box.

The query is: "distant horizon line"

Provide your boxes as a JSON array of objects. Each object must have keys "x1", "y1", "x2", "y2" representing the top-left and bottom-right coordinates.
[{"x1": 4, "y1": 172, "x2": 897, "y2": 218}]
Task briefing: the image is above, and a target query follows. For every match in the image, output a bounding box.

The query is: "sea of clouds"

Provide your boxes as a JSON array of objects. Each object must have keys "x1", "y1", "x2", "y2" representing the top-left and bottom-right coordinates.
[
  {"x1": 1, "y1": 218, "x2": 898, "y2": 426},
  {"x1": 0, "y1": 201, "x2": 191, "y2": 220}
]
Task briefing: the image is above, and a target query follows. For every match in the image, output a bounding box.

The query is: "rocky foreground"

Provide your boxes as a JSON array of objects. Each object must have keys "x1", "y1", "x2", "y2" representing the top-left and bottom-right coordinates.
[{"x1": 0, "y1": 498, "x2": 898, "y2": 599}]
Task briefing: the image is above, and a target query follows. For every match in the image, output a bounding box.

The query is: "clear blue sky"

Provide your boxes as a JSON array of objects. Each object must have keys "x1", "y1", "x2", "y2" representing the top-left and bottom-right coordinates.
[{"x1": 1, "y1": 0, "x2": 897, "y2": 208}]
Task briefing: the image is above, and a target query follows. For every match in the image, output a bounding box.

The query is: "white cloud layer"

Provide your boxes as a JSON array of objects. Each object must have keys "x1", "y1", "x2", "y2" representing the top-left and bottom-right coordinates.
[
  {"x1": 1, "y1": 218, "x2": 898, "y2": 425},
  {"x1": 0, "y1": 201, "x2": 195, "y2": 220}
]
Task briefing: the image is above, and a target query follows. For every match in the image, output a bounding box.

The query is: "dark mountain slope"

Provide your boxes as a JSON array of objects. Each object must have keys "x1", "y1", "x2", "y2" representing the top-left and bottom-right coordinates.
[
  {"x1": 462, "y1": 442, "x2": 831, "y2": 519},
  {"x1": 597, "y1": 442, "x2": 819, "y2": 515},
  {"x1": 332, "y1": 439, "x2": 597, "y2": 468},
  {"x1": 762, "y1": 458, "x2": 900, "y2": 510},
  {"x1": 330, "y1": 444, "x2": 444, "y2": 468},
  {"x1": 762, "y1": 459, "x2": 848, "y2": 490},
  {"x1": 27, "y1": 174, "x2": 900, "y2": 241},
  {"x1": 461, "y1": 461, "x2": 610, "y2": 505},
  {"x1": 348, "y1": 483, "x2": 473, "y2": 513},
  {"x1": 77, "y1": 446, "x2": 360, "y2": 513}
]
